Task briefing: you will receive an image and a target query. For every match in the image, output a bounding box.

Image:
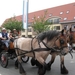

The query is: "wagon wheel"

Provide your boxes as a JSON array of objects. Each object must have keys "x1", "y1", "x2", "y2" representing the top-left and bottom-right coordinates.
[
  {"x1": 0, "y1": 52, "x2": 8, "y2": 68},
  {"x1": 21, "y1": 55, "x2": 29, "y2": 63}
]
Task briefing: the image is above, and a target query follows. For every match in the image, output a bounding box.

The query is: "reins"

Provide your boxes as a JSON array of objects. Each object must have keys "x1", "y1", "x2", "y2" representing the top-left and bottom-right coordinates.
[
  {"x1": 14, "y1": 37, "x2": 68, "y2": 57},
  {"x1": 41, "y1": 40, "x2": 68, "y2": 54},
  {"x1": 14, "y1": 47, "x2": 50, "y2": 57},
  {"x1": 15, "y1": 37, "x2": 50, "y2": 57}
]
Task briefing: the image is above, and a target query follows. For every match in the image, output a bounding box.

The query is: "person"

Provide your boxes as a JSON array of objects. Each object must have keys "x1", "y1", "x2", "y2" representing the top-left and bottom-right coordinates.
[
  {"x1": 12, "y1": 29, "x2": 19, "y2": 38},
  {"x1": 0, "y1": 28, "x2": 11, "y2": 49}
]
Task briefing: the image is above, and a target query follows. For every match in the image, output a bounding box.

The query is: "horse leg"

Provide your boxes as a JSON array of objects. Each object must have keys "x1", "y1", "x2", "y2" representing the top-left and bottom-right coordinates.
[
  {"x1": 15, "y1": 59, "x2": 18, "y2": 69},
  {"x1": 60, "y1": 56, "x2": 68, "y2": 74},
  {"x1": 31, "y1": 58, "x2": 42, "y2": 67},
  {"x1": 36, "y1": 57, "x2": 47, "y2": 75},
  {"x1": 47, "y1": 53, "x2": 56, "y2": 71},
  {"x1": 17, "y1": 56, "x2": 26, "y2": 75},
  {"x1": 31, "y1": 58, "x2": 36, "y2": 66},
  {"x1": 15, "y1": 49, "x2": 26, "y2": 75}
]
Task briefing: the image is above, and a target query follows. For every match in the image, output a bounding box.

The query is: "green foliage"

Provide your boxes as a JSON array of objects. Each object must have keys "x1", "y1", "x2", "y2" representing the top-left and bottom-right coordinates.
[
  {"x1": 3, "y1": 17, "x2": 23, "y2": 31},
  {"x1": 32, "y1": 10, "x2": 52, "y2": 34}
]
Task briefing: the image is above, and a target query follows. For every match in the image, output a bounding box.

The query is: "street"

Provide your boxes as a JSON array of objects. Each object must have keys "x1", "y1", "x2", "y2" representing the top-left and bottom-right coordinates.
[{"x1": 0, "y1": 53, "x2": 75, "y2": 75}]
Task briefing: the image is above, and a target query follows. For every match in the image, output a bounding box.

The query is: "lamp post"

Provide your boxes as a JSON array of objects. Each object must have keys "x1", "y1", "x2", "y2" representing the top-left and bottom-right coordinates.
[{"x1": 23, "y1": 0, "x2": 29, "y2": 37}]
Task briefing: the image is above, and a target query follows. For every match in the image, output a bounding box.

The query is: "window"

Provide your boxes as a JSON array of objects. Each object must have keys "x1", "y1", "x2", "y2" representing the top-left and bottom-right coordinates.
[
  {"x1": 28, "y1": 23, "x2": 32, "y2": 26},
  {"x1": 64, "y1": 18, "x2": 67, "y2": 20},
  {"x1": 74, "y1": 16, "x2": 75, "y2": 19},
  {"x1": 38, "y1": 16, "x2": 40, "y2": 18},
  {"x1": 48, "y1": 18, "x2": 60, "y2": 24},
  {"x1": 49, "y1": 14, "x2": 52, "y2": 16},
  {"x1": 60, "y1": 12, "x2": 63, "y2": 14},
  {"x1": 28, "y1": 35, "x2": 32, "y2": 38},
  {"x1": 66, "y1": 11, "x2": 69, "y2": 14},
  {"x1": 32, "y1": 17, "x2": 34, "y2": 20},
  {"x1": 64, "y1": 25, "x2": 68, "y2": 30},
  {"x1": 72, "y1": 24, "x2": 75, "y2": 31},
  {"x1": 50, "y1": 19, "x2": 53, "y2": 23},
  {"x1": 54, "y1": 26, "x2": 60, "y2": 30},
  {"x1": 28, "y1": 28, "x2": 32, "y2": 32},
  {"x1": 54, "y1": 19, "x2": 59, "y2": 24},
  {"x1": 47, "y1": 19, "x2": 53, "y2": 23}
]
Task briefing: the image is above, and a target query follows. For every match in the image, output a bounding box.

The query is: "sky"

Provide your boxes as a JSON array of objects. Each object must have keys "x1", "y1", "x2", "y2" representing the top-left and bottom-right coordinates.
[{"x1": 0, "y1": 0, "x2": 75, "y2": 25}]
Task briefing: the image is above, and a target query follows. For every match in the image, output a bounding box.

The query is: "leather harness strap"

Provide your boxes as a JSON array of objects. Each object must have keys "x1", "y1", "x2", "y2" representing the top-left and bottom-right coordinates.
[
  {"x1": 31, "y1": 37, "x2": 35, "y2": 58},
  {"x1": 31, "y1": 37, "x2": 43, "y2": 58}
]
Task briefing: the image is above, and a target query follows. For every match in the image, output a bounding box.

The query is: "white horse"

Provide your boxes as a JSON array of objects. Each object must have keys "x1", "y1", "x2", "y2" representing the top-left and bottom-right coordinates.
[{"x1": 14, "y1": 30, "x2": 69, "y2": 75}]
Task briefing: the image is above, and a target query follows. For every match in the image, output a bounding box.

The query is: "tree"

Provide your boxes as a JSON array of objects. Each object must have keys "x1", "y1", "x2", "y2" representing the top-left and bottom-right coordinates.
[
  {"x1": 2, "y1": 17, "x2": 23, "y2": 32},
  {"x1": 32, "y1": 10, "x2": 52, "y2": 34}
]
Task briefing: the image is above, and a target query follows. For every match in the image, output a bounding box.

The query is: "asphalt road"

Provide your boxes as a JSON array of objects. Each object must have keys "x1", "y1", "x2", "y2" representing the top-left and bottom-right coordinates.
[{"x1": 0, "y1": 53, "x2": 75, "y2": 75}]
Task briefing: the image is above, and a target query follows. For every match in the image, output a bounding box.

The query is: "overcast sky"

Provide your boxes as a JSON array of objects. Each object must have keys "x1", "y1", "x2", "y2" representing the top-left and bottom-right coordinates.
[{"x1": 0, "y1": 0, "x2": 75, "y2": 25}]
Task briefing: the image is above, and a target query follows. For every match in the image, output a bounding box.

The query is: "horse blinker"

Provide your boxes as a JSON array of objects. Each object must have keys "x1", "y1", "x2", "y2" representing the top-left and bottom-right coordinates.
[{"x1": 60, "y1": 39, "x2": 64, "y2": 45}]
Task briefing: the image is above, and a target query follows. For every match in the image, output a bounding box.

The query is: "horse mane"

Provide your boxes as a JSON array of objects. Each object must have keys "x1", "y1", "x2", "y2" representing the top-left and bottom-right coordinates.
[{"x1": 37, "y1": 30, "x2": 60, "y2": 41}]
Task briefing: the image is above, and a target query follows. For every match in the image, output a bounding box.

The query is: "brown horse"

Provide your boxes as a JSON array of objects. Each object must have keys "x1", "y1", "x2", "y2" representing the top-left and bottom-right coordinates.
[
  {"x1": 40, "y1": 28, "x2": 75, "y2": 74},
  {"x1": 67, "y1": 28, "x2": 75, "y2": 50},
  {"x1": 14, "y1": 30, "x2": 69, "y2": 75},
  {"x1": 31, "y1": 29, "x2": 71, "y2": 74}
]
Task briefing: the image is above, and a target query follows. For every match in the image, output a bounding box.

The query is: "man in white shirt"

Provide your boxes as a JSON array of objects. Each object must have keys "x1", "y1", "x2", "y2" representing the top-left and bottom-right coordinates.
[{"x1": 0, "y1": 28, "x2": 10, "y2": 49}]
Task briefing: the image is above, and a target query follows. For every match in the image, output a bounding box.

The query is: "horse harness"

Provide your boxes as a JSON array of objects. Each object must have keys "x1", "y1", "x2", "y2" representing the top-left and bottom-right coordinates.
[
  {"x1": 31, "y1": 36, "x2": 68, "y2": 57},
  {"x1": 69, "y1": 31, "x2": 75, "y2": 45},
  {"x1": 15, "y1": 36, "x2": 68, "y2": 58}
]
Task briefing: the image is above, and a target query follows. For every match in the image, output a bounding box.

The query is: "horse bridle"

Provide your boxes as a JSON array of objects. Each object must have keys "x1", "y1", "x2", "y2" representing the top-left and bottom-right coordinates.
[
  {"x1": 55, "y1": 35, "x2": 67, "y2": 48},
  {"x1": 36, "y1": 35, "x2": 68, "y2": 55}
]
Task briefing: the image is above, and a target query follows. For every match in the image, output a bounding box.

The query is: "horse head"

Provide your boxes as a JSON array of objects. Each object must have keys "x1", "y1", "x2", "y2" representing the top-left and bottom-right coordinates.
[
  {"x1": 53, "y1": 29, "x2": 69, "y2": 55},
  {"x1": 37, "y1": 30, "x2": 69, "y2": 55}
]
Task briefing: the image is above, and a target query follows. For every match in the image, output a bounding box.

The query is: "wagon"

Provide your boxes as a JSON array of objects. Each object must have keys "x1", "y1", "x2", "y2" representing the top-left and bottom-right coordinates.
[{"x1": 0, "y1": 39, "x2": 29, "y2": 68}]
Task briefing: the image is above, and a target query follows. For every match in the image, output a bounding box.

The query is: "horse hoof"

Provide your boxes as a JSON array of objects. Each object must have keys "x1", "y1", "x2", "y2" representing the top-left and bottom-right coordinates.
[
  {"x1": 31, "y1": 58, "x2": 36, "y2": 66},
  {"x1": 22, "y1": 73, "x2": 26, "y2": 75},
  {"x1": 20, "y1": 72, "x2": 26, "y2": 75},
  {"x1": 46, "y1": 67, "x2": 51, "y2": 71},
  {"x1": 46, "y1": 63, "x2": 51, "y2": 71},
  {"x1": 61, "y1": 70, "x2": 68, "y2": 74},
  {"x1": 61, "y1": 66, "x2": 68, "y2": 74},
  {"x1": 38, "y1": 68, "x2": 46, "y2": 75}
]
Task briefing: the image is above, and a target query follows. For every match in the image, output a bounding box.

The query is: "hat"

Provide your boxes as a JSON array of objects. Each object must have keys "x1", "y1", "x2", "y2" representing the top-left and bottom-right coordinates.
[
  {"x1": 13, "y1": 29, "x2": 16, "y2": 30},
  {"x1": 2, "y1": 28, "x2": 6, "y2": 30}
]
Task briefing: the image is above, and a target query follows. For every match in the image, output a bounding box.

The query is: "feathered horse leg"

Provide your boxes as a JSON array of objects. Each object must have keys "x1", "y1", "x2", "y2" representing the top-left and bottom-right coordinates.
[
  {"x1": 18, "y1": 55, "x2": 26, "y2": 75},
  {"x1": 60, "y1": 56, "x2": 68, "y2": 74},
  {"x1": 47, "y1": 53, "x2": 56, "y2": 71},
  {"x1": 36, "y1": 57, "x2": 48, "y2": 75}
]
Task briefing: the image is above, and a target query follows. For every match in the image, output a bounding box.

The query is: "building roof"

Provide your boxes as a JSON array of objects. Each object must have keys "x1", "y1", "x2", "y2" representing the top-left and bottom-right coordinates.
[
  {"x1": 2, "y1": 2, "x2": 75, "y2": 25},
  {"x1": 28, "y1": 2, "x2": 75, "y2": 23}
]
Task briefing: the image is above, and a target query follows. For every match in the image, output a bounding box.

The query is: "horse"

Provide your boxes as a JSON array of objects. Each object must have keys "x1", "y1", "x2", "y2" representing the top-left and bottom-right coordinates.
[
  {"x1": 30, "y1": 28, "x2": 74, "y2": 74},
  {"x1": 13, "y1": 29, "x2": 69, "y2": 75},
  {"x1": 45, "y1": 28, "x2": 74, "y2": 74},
  {"x1": 45, "y1": 28, "x2": 75, "y2": 74},
  {"x1": 67, "y1": 28, "x2": 75, "y2": 50}
]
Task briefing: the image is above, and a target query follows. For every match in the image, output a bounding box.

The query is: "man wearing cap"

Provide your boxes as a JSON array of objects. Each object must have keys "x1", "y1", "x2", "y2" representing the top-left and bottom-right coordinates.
[{"x1": 0, "y1": 28, "x2": 10, "y2": 49}]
